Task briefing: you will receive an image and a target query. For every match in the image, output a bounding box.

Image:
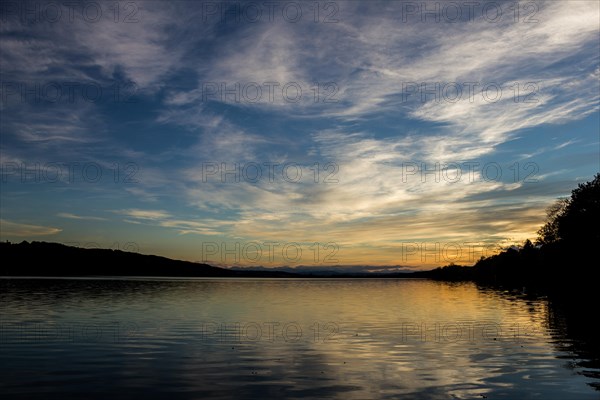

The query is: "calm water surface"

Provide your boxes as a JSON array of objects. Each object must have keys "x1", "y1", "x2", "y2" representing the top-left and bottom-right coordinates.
[{"x1": 1, "y1": 278, "x2": 598, "y2": 399}]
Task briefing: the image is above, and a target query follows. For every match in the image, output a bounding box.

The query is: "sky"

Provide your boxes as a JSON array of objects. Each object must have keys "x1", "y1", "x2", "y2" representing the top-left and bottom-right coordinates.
[{"x1": 0, "y1": 0, "x2": 599, "y2": 269}]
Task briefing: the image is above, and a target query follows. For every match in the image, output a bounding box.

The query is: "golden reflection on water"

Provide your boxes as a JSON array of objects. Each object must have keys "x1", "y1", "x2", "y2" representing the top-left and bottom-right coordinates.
[{"x1": 0, "y1": 278, "x2": 597, "y2": 399}]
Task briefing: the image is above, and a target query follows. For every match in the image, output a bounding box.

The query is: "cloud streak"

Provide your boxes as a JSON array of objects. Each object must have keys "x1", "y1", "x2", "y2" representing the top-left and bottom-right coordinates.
[{"x1": 0, "y1": 220, "x2": 62, "y2": 237}]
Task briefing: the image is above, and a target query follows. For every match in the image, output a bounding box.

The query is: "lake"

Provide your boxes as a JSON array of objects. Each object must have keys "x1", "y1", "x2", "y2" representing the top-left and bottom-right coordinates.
[{"x1": 1, "y1": 278, "x2": 598, "y2": 399}]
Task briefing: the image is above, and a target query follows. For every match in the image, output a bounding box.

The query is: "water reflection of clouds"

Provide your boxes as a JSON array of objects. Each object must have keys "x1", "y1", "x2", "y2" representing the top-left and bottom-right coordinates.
[{"x1": 1, "y1": 278, "x2": 598, "y2": 398}]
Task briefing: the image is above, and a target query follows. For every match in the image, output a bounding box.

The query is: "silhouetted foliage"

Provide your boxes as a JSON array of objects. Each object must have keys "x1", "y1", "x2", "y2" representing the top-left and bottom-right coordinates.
[
  {"x1": 556, "y1": 173, "x2": 600, "y2": 244},
  {"x1": 421, "y1": 174, "x2": 600, "y2": 298},
  {"x1": 537, "y1": 198, "x2": 569, "y2": 245},
  {"x1": 537, "y1": 173, "x2": 600, "y2": 245}
]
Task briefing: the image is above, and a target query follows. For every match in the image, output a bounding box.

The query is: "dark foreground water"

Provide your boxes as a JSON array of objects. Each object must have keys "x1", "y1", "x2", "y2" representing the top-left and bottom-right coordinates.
[{"x1": 1, "y1": 278, "x2": 598, "y2": 399}]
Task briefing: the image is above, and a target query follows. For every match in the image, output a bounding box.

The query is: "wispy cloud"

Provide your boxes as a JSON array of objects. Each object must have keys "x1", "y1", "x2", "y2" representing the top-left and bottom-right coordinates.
[
  {"x1": 115, "y1": 209, "x2": 233, "y2": 235},
  {"x1": 116, "y1": 209, "x2": 172, "y2": 220},
  {"x1": 2, "y1": 0, "x2": 597, "y2": 266},
  {"x1": 57, "y1": 213, "x2": 106, "y2": 221},
  {"x1": 0, "y1": 220, "x2": 62, "y2": 237}
]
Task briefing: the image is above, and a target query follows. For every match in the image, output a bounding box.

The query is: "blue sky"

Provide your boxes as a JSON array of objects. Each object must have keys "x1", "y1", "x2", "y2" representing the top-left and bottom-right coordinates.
[{"x1": 1, "y1": 0, "x2": 598, "y2": 268}]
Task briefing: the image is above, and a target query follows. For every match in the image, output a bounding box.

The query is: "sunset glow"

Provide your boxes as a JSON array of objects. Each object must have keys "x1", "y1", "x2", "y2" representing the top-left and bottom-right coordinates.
[{"x1": 1, "y1": 1, "x2": 598, "y2": 269}]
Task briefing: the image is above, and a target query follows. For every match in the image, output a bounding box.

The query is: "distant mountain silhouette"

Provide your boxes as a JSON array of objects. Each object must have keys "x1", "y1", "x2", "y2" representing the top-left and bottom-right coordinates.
[
  {"x1": 0, "y1": 241, "x2": 416, "y2": 278},
  {"x1": 0, "y1": 241, "x2": 299, "y2": 278},
  {"x1": 231, "y1": 265, "x2": 415, "y2": 276}
]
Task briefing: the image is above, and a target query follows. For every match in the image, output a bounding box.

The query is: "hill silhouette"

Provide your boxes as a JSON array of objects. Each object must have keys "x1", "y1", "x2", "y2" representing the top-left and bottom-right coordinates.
[
  {"x1": 0, "y1": 241, "x2": 298, "y2": 278},
  {"x1": 0, "y1": 241, "x2": 415, "y2": 278}
]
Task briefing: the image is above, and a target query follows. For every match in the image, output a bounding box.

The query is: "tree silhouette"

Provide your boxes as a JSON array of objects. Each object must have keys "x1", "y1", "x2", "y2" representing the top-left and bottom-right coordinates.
[
  {"x1": 425, "y1": 173, "x2": 600, "y2": 291},
  {"x1": 536, "y1": 198, "x2": 569, "y2": 245},
  {"x1": 557, "y1": 173, "x2": 600, "y2": 244},
  {"x1": 537, "y1": 173, "x2": 600, "y2": 245}
]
